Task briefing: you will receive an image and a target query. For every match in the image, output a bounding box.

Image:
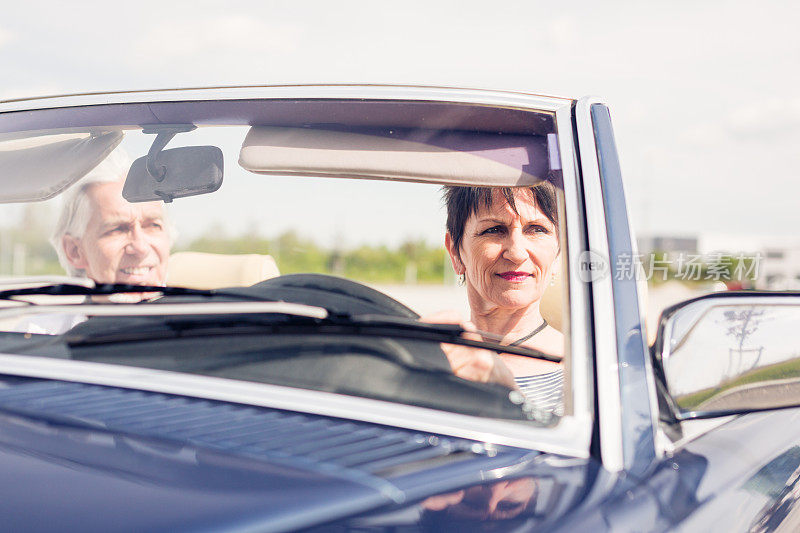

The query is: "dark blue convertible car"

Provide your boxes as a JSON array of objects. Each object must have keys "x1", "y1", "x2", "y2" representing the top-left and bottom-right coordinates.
[{"x1": 0, "y1": 86, "x2": 797, "y2": 531}]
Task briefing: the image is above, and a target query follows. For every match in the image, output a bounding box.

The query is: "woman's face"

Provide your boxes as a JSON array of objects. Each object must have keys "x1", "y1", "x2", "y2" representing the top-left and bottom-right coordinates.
[{"x1": 448, "y1": 190, "x2": 559, "y2": 313}]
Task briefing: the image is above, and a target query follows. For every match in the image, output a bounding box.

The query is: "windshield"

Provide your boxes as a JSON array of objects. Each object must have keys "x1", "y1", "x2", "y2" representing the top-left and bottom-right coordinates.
[{"x1": 0, "y1": 96, "x2": 572, "y2": 426}]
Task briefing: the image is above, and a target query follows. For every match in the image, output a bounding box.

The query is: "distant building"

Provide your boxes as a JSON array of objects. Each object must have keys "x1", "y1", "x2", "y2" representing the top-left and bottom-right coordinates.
[
  {"x1": 637, "y1": 235, "x2": 697, "y2": 256},
  {"x1": 759, "y1": 248, "x2": 800, "y2": 290},
  {"x1": 638, "y1": 233, "x2": 800, "y2": 290}
]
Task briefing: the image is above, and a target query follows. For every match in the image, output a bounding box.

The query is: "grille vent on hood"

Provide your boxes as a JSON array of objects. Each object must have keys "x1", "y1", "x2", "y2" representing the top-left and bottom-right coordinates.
[{"x1": 0, "y1": 378, "x2": 497, "y2": 478}]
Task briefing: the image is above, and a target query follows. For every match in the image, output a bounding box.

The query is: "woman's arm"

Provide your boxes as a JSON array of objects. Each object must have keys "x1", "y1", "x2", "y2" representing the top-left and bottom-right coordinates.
[{"x1": 421, "y1": 310, "x2": 518, "y2": 390}]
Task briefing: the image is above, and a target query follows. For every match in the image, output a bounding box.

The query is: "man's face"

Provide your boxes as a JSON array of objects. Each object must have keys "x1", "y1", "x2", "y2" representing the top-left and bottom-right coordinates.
[{"x1": 63, "y1": 181, "x2": 170, "y2": 285}]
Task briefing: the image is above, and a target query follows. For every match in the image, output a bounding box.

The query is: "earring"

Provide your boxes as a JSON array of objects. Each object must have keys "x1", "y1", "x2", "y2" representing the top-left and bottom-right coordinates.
[
  {"x1": 457, "y1": 273, "x2": 465, "y2": 286},
  {"x1": 550, "y1": 273, "x2": 557, "y2": 286}
]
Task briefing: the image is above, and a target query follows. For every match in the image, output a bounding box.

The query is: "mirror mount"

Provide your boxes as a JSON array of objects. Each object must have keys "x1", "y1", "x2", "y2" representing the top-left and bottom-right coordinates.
[{"x1": 142, "y1": 124, "x2": 197, "y2": 183}]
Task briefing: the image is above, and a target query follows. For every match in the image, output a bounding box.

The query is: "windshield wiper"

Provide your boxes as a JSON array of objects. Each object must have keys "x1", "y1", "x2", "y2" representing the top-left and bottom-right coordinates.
[
  {"x1": 0, "y1": 276, "x2": 95, "y2": 289},
  {"x1": 66, "y1": 310, "x2": 561, "y2": 363},
  {"x1": 0, "y1": 283, "x2": 274, "y2": 303},
  {"x1": 334, "y1": 314, "x2": 562, "y2": 362},
  {"x1": 0, "y1": 284, "x2": 560, "y2": 362}
]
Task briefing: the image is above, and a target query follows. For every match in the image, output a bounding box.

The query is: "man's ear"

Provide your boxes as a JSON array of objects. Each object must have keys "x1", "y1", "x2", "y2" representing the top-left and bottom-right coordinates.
[
  {"x1": 61, "y1": 235, "x2": 87, "y2": 270},
  {"x1": 444, "y1": 232, "x2": 464, "y2": 275}
]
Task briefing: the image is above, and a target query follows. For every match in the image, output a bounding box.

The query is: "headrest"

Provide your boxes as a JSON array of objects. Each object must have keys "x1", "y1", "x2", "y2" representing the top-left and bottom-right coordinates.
[
  {"x1": 167, "y1": 252, "x2": 280, "y2": 289},
  {"x1": 239, "y1": 126, "x2": 552, "y2": 186},
  {"x1": 540, "y1": 263, "x2": 564, "y2": 333}
]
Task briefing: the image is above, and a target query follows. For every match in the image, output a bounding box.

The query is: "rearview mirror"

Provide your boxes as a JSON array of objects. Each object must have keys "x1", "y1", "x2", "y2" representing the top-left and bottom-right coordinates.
[
  {"x1": 123, "y1": 146, "x2": 223, "y2": 203},
  {"x1": 654, "y1": 293, "x2": 800, "y2": 420}
]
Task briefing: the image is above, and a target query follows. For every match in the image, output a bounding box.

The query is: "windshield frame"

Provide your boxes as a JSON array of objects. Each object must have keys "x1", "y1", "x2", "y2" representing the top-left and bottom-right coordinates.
[{"x1": 0, "y1": 85, "x2": 594, "y2": 458}]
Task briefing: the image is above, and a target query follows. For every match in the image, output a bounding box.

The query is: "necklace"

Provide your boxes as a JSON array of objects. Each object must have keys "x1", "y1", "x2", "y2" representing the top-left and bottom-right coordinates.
[{"x1": 509, "y1": 319, "x2": 548, "y2": 346}]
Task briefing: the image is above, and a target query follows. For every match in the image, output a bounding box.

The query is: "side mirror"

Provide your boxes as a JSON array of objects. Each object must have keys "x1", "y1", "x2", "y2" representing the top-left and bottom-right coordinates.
[{"x1": 653, "y1": 292, "x2": 800, "y2": 420}]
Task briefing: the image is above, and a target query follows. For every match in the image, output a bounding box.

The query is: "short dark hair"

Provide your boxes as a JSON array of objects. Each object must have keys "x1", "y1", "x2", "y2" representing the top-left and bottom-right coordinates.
[{"x1": 443, "y1": 184, "x2": 559, "y2": 254}]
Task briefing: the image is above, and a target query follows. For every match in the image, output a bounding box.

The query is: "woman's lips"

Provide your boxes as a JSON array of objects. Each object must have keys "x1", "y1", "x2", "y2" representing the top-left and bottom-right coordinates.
[{"x1": 497, "y1": 271, "x2": 531, "y2": 282}]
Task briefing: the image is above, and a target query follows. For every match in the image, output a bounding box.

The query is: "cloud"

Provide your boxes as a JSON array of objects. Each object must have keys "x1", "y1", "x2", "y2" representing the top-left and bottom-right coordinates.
[
  {"x1": 725, "y1": 98, "x2": 800, "y2": 140},
  {"x1": 547, "y1": 16, "x2": 579, "y2": 51},
  {"x1": 683, "y1": 122, "x2": 728, "y2": 148},
  {"x1": 130, "y1": 15, "x2": 304, "y2": 68},
  {"x1": 0, "y1": 27, "x2": 12, "y2": 48},
  {"x1": 681, "y1": 97, "x2": 800, "y2": 148}
]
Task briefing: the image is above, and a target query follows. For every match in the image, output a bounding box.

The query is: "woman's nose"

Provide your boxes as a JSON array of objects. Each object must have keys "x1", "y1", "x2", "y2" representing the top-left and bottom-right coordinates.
[{"x1": 502, "y1": 230, "x2": 529, "y2": 262}]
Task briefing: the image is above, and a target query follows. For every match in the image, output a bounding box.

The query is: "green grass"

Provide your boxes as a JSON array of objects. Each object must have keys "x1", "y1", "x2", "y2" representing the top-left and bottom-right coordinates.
[{"x1": 676, "y1": 355, "x2": 800, "y2": 409}]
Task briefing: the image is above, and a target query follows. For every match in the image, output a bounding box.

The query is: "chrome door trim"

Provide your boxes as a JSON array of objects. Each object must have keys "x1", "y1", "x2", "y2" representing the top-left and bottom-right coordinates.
[
  {"x1": 576, "y1": 98, "x2": 660, "y2": 474},
  {"x1": 575, "y1": 96, "x2": 624, "y2": 472},
  {"x1": 589, "y1": 102, "x2": 657, "y2": 475}
]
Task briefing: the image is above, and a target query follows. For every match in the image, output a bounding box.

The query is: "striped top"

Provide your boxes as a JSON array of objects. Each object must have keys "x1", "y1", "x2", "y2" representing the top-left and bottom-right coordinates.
[{"x1": 514, "y1": 369, "x2": 564, "y2": 422}]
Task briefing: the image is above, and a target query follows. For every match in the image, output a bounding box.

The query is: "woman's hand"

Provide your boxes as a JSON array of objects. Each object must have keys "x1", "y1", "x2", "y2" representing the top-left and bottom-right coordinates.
[{"x1": 421, "y1": 311, "x2": 519, "y2": 390}]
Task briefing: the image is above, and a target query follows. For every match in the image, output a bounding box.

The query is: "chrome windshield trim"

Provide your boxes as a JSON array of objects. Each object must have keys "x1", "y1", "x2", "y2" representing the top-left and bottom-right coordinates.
[
  {"x1": 553, "y1": 104, "x2": 594, "y2": 449},
  {"x1": 0, "y1": 353, "x2": 588, "y2": 457},
  {"x1": 575, "y1": 96, "x2": 624, "y2": 473},
  {"x1": 0, "y1": 301, "x2": 329, "y2": 321},
  {"x1": 0, "y1": 84, "x2": 572, "y2": 114}
]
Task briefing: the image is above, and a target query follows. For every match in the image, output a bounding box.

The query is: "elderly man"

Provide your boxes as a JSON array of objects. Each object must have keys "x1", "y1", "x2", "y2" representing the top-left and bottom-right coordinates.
[
  {"x1": 51, "y1": 149, "x2": 172, "y2": 287},
  {"x1": 16, "y1": 150, "x2": 172, "y2": 334}
]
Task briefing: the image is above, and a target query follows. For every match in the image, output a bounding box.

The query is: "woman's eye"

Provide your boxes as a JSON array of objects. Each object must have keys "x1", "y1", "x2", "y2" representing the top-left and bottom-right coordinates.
[
  {"x1": 479, "y1": 226, "x2": 504, "y2": 236},
  {"x1": 526, "y1": 224, "x2": 550, "y2": 235}
]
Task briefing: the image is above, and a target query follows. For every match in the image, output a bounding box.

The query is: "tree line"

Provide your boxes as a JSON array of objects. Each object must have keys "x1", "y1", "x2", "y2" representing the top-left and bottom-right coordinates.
[
  {"x1": 185, "y1": 229, "x2": 451, "y2": 284},
  {"x1": 0, "y1": 205, "x2": 451, "y2": 284}
]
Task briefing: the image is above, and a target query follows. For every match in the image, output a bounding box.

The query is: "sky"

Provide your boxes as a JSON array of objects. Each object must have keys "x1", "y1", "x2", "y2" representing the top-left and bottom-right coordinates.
[{"x1": 1, "y1": 0, "x2": 799, "y2": 245}]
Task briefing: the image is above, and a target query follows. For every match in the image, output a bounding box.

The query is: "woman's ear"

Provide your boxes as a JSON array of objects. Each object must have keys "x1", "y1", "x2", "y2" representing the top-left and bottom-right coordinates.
[
  {"x1": 61, "y1": 235, "x2": 87, "y2": 270},
  {"x1": 444, "y1": 232, "x2": 464, "y2": 275},
  {"x1": 552, "y1": 252, "x2": 561, "y2": 269},
  {"x1": 549, "y1": 253, "x2": 562, "y2": 284}
]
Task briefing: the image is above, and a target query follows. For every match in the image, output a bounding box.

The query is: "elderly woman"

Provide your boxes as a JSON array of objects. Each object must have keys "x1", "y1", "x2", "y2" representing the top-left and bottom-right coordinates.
[{"x1": 438, "y1": 184, "x2": 563, "y2": 417}]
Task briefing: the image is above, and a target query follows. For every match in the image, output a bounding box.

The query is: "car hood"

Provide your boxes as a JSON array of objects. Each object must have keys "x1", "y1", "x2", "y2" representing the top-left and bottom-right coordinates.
[
  {"x1": 0, "y1": 414, "x2": 389, "y2": 532},
  {"x1": 0, "y1": 376, "x2": 601, "y2": 532}
]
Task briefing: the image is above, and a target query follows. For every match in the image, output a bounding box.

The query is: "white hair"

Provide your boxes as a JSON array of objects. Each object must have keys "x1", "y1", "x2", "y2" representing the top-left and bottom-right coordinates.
[{"x1": 50, "y1": 148, "x2": 175, "y2": 277}]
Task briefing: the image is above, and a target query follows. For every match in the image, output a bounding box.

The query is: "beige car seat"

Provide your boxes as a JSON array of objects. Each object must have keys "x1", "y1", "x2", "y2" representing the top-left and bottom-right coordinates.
[
  {"x1": 539, "y1": 273, "x2": 564, "y2": 333},
  {"x1": 539, "y1": 258, "x2": 650, "y2": 339},
  {"x1": 166, "y1": 252, "x2": 280, "y2": 289}
]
